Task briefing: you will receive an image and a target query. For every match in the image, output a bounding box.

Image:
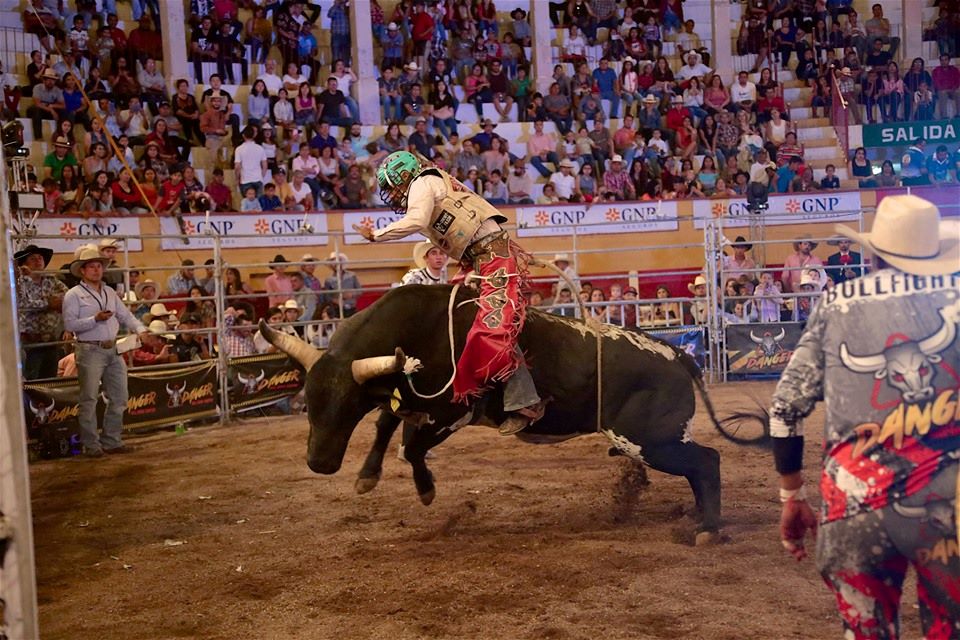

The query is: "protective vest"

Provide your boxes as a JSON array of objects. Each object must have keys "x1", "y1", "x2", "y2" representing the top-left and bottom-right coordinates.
[{"x1": 419, "y1": 168, "x2": 507, "y2": 260}]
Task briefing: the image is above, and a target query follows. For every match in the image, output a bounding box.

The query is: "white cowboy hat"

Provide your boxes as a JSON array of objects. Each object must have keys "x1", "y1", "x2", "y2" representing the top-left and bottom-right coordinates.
[
  {"x1": 134, "y1": 278, "x2": 158, "y2": 298},
  {"x1": 552, "y1": 253, "x2": 570, "y2": 264},
  {"x1": 147, "y1": 319, "x2": 174, "y2": 340},
  {"x1": 149, "y1": 302, "x2": 177, "y2": 318},
  {"x1": 327, "y1": 251, "x2": 348, "y2": 263},
  {"x1": 798, "y1": 268, "x2": 826, "y2": 290},
  {"x1": 611, "y1": 154, "x2": 623, "y2": 164},
  {"x1": 282, "y1": 298, "x2": 303, "y2": 311},
  {"x1": 835, "y1": 195, "x2": 959, "y2": 276},
  {"x1": 69, "y1": 246, "x2": 111, "y2": 278},
  {"x1": 687, "y1": 274, "x2": 707, "y2": 294},
  {"x1": 300, "y1": 253, "x2": 317, "y2": 262},
  {"x1": 405, "y1": 61, "x2": 418, "y2": 71},
  {"x1": 99, "y1": 237, "x2": 120, "y2": 248},
  {"x1": 642, "y1": 94, "x2": 657, "y2": 104},
  {"x1": 74, "y1": 242, "x2": 97, "y2": 258},
  {"x1": 559, "y1": 159, "x2": 576, "y2": 169},
  {"x1": 387, "y1": 21, "x2": 399, "y2": 30},
  {"x1": 413, "y1": 241, "x2": 444, "y2": 269}
]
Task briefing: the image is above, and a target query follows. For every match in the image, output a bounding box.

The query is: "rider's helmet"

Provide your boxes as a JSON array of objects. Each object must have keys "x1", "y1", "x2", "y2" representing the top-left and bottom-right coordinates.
[{"x1": 376, "y1": 150, "x2": 425, "y2": 213}]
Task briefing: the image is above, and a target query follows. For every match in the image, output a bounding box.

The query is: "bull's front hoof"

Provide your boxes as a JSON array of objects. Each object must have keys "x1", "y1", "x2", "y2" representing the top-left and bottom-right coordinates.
[
  {"x1": 695, "y1": 530, "x2": 721, "y2": 547},
  {"x1": 419, "y1": 488, "x2": 436, "y2": 506},
  {"x1": 355, "y1": 474, "x2": 381, "y2": 494}
]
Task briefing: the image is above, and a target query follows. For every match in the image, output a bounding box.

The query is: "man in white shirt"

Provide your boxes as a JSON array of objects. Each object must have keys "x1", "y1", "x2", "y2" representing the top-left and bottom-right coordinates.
[
  {"x1": 256, "y1": 58, "x2": 283, "y2": 94},
  {"x1": 730, "y1": 71, "x2": 758, "y2": 113},
  {"x1": 563, "y1": 25, "x2": 586, "y2": 61},
  {"x1": 289, "y1": 170, "x2": 314, "y2": 210},
  {"x1": 674, "y1": 52, "x2": 712, "y2": 84},
  {"x1": 549, "y1": 159, "x2": 577, "y2": 201},
  {"x1": 118, "y1": 96, "x2": 150, "y2": 145},
  {"x1": 234, "y1": 126, "x2": 268, "y2": 196}
]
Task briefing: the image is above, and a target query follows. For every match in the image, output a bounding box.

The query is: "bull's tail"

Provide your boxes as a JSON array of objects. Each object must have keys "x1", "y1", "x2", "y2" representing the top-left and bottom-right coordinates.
[{"x1": 690, "y1": 373, "x2": 771, "y2": 446}]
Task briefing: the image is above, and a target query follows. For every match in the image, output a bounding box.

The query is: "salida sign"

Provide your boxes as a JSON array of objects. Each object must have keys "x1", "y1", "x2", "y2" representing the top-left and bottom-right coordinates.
[{"x1": 863, "y1": 118, "x2": 960, "y2": 147}]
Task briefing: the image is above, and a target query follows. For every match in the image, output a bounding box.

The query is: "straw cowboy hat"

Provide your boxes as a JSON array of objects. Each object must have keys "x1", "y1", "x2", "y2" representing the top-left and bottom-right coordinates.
[
  {"x1": 835, "y1": 194, "x2": 959, "y2": 276},
  {"x1": 792, "y1": 233, "x2": 819, "y2": 251},
  {"x1": 687, "y1": 274, "x2": 707, "y2": 294},
  {"x1": 413, "y1": 241, "x2": 443, "y2": 269},
  {"x1": 327, "y1": 251, "x2": 348, "y2": 263},
  {"x1": 99, "y1": 237, "x2": 121, "y2": 249},
  {"x1": 70, "y1": 246, "x2": 110, "y2": 278},
  {"x1": 134, "y1": 278, "x2": 158, "y2": 298},
  {"x1": 552, "y1": 253, "x2": 571, "y2": 264},
  {"x1": 41, "y1": 68, "x2": 58, "y2": 81},
  {"x1": 642, "y1": 94, "x2": 657, "y2": 104},
  {"x1": 14, "y1": 244, "x2": 53, "y2": 267},
  {"x1": 149, "y1": 302, "x2": 177, "y2": 319},
  {"x1": 147, "y1": 319, "x2": 175, "y2": 341},
  {"x1": 282, "y1": 298, "x2": 303, "y2": 312}
]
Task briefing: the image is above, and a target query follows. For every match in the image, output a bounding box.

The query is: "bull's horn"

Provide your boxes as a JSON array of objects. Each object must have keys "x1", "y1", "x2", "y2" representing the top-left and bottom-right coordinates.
[
  {"x1": 352, "y1": 348, "x2": 406, "y2": 385},
  {"x1": 774, "y1": 327, "x2": 785, "y2": 341},
  {"x1": 28, "y1": 400, "x2": 37, "y2": 414},
  {"x1": 256, "y1": 369, "x2": 265, "y2": 382},
  {"x1": 237, "y1": 373, "x2": 249, "y2": 383},
  {"x1": 749, "y1": 330, "x2": 763, "y2": 344},
  {"x1": 918, "y1": 309, "x2": 956, "y2": 357},
  {"x1": 258, "y1": 319, "x2": 322, "y2": 371},
  {"x1": 166, "y1": 383, "x2": 173, "y2": 393},
  {"x1": 892, "y1": 502, "x2": 927, "y2": 519},
  {"x1": 839, "y1": 343, "x2": 886, "y2": 374}
]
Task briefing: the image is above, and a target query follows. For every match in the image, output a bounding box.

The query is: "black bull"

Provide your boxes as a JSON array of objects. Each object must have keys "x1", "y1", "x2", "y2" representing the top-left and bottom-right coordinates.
[{"x1": 261, "y1": 284, "x2": 739, "y2": 534}]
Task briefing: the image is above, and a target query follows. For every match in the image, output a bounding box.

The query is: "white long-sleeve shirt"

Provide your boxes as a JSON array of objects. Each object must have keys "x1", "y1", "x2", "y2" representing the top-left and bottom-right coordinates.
[
  {"x1": 374, "y1": 174, "x2": 446, "y2": 242},
  {"x1": 63, "y1": 281, "x2": 145, "y2": 341}
]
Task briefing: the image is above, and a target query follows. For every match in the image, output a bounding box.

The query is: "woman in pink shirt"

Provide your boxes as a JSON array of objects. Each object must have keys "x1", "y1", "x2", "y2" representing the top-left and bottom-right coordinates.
[
  {"x1": 264, "y1": 255, "x2": 294, "y2": 307},
  {"x1": 881, "y1": 62, "x2": 905, "y2": 122},
  {"x1": 704, "y1": 74, "x2": 731, "y2": 114}
]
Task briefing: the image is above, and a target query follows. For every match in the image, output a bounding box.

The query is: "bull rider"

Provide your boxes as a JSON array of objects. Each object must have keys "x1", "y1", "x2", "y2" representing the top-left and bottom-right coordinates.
[
  {"x1": 767, "y1": 194, "x2": 959, "y2": 638},
  {"x1": 357, "y1": 150, "x2": 546, "y2": 436}
]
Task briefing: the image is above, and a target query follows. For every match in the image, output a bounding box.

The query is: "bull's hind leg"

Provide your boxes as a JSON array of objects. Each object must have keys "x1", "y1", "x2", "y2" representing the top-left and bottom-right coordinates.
[
  {"x1": 640, "y1": 441, "x2": 722, "y2": 537},
  {"x1": 356, "y1": 411, "x2": 402, "y2": 494}
]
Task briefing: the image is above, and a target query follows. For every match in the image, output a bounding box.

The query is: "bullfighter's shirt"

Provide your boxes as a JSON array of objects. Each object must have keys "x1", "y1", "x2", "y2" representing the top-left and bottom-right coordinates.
[{"x1": 770, "y1": 269, "x2": 960, "y2": 523}]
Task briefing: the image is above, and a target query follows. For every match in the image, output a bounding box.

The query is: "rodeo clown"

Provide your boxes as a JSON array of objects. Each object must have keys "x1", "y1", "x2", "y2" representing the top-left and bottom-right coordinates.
[
  {"x1": 767, "y1": 195, "x2": 960, "y2": 639},
  {"x1": 357, "y1": 150, "x2": 546, "y2": 436}
]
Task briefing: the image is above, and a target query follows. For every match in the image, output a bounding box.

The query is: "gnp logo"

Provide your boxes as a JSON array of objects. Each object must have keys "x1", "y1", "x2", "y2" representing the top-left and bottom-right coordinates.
[{"x1": 533, "y1": 208, "x2": 585, "y2": 226}]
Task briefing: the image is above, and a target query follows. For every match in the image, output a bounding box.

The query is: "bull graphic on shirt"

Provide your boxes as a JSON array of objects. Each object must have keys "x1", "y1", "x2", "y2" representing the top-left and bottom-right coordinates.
[
  {"x1": 237, "y1": 370, "x2": 265, "y2": 395},
  {"x1": 749, "y1": 327, "x2": 786, "y2": 357},
  {"x1": 28, "y1": 398, "x2": 55, "y2": 425},
  {"x1": 839, "y1": 302, "x2": 958, "y2": 404},
  {"x1": 166, "y1": 381, "x2": 187, "y2": 408}
]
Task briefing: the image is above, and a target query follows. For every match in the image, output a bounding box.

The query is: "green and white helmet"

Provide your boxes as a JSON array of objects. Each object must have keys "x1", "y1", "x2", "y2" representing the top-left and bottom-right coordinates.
[{"x1": 377, "y1": 151, "x2": 425, "y2": 212}]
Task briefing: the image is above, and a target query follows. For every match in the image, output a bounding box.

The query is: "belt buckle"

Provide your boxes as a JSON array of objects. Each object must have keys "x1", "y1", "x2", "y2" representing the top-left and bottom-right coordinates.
[{"x1": 100, "y1": 340, "x2": 116, "y2": 349}]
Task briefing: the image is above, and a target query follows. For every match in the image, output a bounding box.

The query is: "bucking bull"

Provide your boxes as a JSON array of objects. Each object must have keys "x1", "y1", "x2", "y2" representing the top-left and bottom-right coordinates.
[{"x1": 260, "y1": 285, "x2": 748, "y2": 538}]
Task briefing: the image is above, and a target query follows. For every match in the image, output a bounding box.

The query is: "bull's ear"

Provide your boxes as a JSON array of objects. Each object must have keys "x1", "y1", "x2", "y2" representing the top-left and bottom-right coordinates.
[{"x1": 874, "y1": 369, "x2": 887, "y2": 380}]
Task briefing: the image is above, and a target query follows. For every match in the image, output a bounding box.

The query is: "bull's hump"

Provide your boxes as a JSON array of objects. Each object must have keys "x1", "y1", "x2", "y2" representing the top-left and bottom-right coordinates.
[{"x1": 533, "y1": 312, "x2": 677, "y2": 360}]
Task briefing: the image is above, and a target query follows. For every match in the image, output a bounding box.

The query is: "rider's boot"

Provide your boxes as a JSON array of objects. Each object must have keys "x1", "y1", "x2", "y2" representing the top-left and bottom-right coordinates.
[{"x1": 498, "y1": 400, "x2": 548, "y2": 436}]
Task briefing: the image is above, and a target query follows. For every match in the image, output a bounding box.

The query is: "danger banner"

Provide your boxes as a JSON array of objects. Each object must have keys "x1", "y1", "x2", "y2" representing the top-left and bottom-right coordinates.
[
  {"x1": 516, "y1": 201, "x2": 679, "y2": 237},
  {"x1": 29, "y1": 216, "x2": 144, "y2": 253},
  {"x1": 692, "y1": 191, "x2": 862, "y2": 229},
  {"x1": 228, "y1": 353, "x2": 306, "y2": 411},
  {"x1": 158, "y1": 212, "x2": 329, "y2": 249},
  {"x1": 648, "y1": 327, "x2": 706, "y2": 369},
  {"x1": 725, "y1": 323, "x2": 804, "y2": 375},
  {"x1": 23, "y1": 361, "x2": 219, "y2": 459}
]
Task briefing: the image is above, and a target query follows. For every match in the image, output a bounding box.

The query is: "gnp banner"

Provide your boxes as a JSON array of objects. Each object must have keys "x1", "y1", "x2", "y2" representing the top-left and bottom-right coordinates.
[
  {"x1": 692, "y1": 191, "x2": 863, "y2": 229},
  {"x1": 343, "y1": 210, "x2": 426, "y2": 244},
  {"x1": 159, "y1": 212, "x2": 329, "y2": 249},
  {"x1": 228, "y1": 353, "x2": 306, "y2": 411},
  {"x1": 516, "y1": 200, "x2": 679, "y2": 237},
  {"x1": 648, "y1": 327, "x2": 706, "y2": 369},
  {"x1": 29, "y1": 216, "x2": 143, "y2": 253},
  {"x1": 725, "y1": 323, "x2": 804, "y2": 375},
  {"x1": 862, "y1": 118, "x2": 960, "y2": 147},
  {"x1": 23, "y1": 361, "x2": 219, "y2": 458}
]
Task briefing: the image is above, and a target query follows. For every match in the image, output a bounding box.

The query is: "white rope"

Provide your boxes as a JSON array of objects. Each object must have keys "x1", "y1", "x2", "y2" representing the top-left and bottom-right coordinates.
[{"x1": 404, "y1": 283, "x2": 461, "y2": 399}]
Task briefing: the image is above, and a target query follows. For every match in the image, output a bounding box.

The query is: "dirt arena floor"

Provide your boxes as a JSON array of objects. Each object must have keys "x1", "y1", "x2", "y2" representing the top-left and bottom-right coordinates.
[{"x1": 30, "y1": 380, "x2": 922, "y2": 640}]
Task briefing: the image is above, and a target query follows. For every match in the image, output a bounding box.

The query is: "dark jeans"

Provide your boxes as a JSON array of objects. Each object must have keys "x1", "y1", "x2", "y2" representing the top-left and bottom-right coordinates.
[
  {"x1": 470, "y1": 88, "x2": 493, "y2": 118},
  {"x1": 22, "y1": 343, "x2": 60, "y2": 380},
  {"x1": 530, "y1": 152, "x2": 559, "y2": 178},
  {"x1": 218, "y1": 56, "x2": 249, "y2": 85},
  {"x1": 27, "y1": 105, "x2": 62, "y2": 139},
  {"x1": 177, "y1": 116, "x2": 204, "y2": 145}
]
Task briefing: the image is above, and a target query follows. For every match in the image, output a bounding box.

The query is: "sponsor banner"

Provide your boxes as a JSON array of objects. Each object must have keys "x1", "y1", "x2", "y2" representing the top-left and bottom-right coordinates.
[
  {"x1": 517, "y1": 201, "x2": 678, "y2": 237},
  {"x1": 863, "y1": 118, "x2": 960, "y2": 147},
  {"x1": 876, "y1": 185, "x2": 960, "y2": 218},
  {"x1": 725, "y1": 322, "x2": 804, "y2": 375},
  {"x1": 228, "y1": 353, "x2": 306, "y2": 411},
  {"x1": 23, "y1": 361, "x2": 219, "y2": 458},
  {"x1": 693, "y1": 191, "x2": 863, "y2": 229},
  {"x1": 159, "y1": 213, "x2": 328, "y2": 249},
  {"x1": 31, "y1": 216, "x2": 143, "y2": 253},
  {"x1": 648, "y1": 327, "x2": 706, "y2": 369},
  {"x1": 343, "y1": 210, "x2": 426, "y2": 244}
]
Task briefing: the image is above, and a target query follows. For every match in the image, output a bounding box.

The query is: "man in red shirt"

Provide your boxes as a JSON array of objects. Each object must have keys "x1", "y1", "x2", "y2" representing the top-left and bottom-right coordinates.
[
  {"x1": 932, "y1": 54, "x2": 959, "y2": 120},
  {"x1": 128, "y1": 15, "x2": 162, "y2": 65},
  {"x1": 106, "y1": 13, "x2": 128, "y2": 67},
  {"x1": 410, "y1": 3, "x2": 435, "y2": 73},
  {"x1": 664, "y1": 95, "x2": 691, "y2": 141}
]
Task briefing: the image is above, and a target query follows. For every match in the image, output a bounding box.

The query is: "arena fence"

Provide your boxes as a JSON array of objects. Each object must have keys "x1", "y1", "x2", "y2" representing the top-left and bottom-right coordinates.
[{"x1": 12, "y1": 205, "x2": 875, "y2": 457}]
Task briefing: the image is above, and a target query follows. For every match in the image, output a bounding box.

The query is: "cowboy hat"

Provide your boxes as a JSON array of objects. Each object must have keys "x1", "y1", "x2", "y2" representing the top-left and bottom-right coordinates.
[
  {"x1": 552, "y1": 253, "x2": 571, "y2": 263},
  {"x1": 834, "y1": 195, "x2": 959, "y2": 276},
  {"x1": 41, "y1": 68, "x2": 58, "y2": 80},
  {"x1": 99, "y1": 237, "x2": 120, "y2": 248},
  {"x1": 798, "y1": 268, "x2": 826, "y2": 290},
  {"x1": 732, "y1": 236, "x2": 753, "y2": 250},
  {"x1": 405, "y1": 61, "x2": 418, "y2": 71},
  {"x1": 147, "y1": 319, "x2": 175, "y2": 340},
  {"x1": 282, "y1": 298, "x2": 303, "y2": 311},
  {"x1": 149, "y1": 302, "x2": 177, "y2": 319},
  {"x1": 300, "y1": 253, "x2": 317, "y2": 262},
  {"x1": 73, "y1": 243, "x2": 97, "y2": 258},
  {"x1": 642, "y1": 94, "x2": 657, "y2": 104},
  {"x1": 327, "y1": 251, "x2": 348, "y2": 263},
  {"x1": 792, "y1": 233, "x2": 818, "y2": 250},
  {"x1": 69, "y1": 246, "x2": 110, "y2": 278},
  {"x1": 14, "y1": 244, "x2": 53, "y2": 267},
  {"x1": 687, "y1": 274, "x2": 707, "y2": 294},
  {"x1": 413, "y1": 241, "x2": 443, "y2": 269},
  {"x1": 387, "y1": 21, "x2": 399, "y2": 30},
  {"x1": 53, "y1": 136, "x2": 71, "y2": 148},
  {"x1": 510, "y1": 7, "x2": 526, "y2": 18},
  {"x1": 134, "y1": 278, "x2": 158, "y2": 298},
  {"x1": 559, "y1": 159, "x2": 576, "y2": 169},
  {"x1": 611, "y1": 154, "x2": 623, "y2": 164}
]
